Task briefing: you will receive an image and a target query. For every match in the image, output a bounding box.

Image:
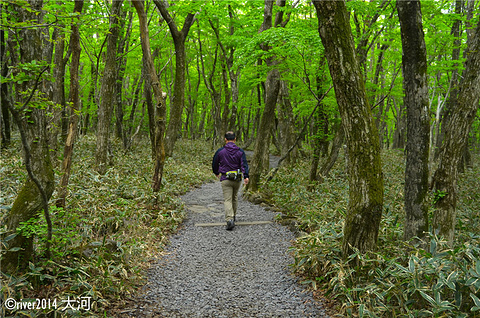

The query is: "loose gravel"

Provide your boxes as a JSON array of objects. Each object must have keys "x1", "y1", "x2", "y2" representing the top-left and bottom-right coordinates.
[{"x1": 129, "y1": 181, "x2": 329, "y2": 317}]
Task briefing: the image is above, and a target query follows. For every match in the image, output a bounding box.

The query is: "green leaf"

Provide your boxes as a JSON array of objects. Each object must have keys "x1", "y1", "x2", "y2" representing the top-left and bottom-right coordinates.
[
  {"x1": 4, "y1": 233, "x2": 18, "y2": 242},
  {"x1": 409, "y1": 257, "x2": 415, "y2": 273},
  {"x1": 419, "y1": 291, "x2": 436, "y2": 307},
  {"x1": 445, "y1": 271, "x2": 457, "y2": 290},
  {"x1": 471, "y1": 293, "x2": 480, "y2": 308},
  {"x1": 359, "y1": 304, "x2": 365, "y2": 318}
]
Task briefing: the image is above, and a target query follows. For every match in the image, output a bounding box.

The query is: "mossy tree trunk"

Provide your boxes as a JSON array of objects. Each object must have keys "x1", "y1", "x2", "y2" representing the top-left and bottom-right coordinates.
[
  {"x1": 397, "y1": 1, "x2": 430, "y2": 242},
  {"x1": 313, "y1": 0, "x2": 384, "y2": 256},
  {"x1": 1, "y1": 0, "x2": 55, "y2": 273},
  {"x1": 432, "y1": 19, "x2": 480, "y2": 244}
]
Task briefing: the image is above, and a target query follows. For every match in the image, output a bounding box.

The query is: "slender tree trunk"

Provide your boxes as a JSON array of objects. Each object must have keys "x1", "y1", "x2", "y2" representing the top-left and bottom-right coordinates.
[
  {"x1": 318, "y1": 123, "x2": 344, "y2": 182},
  {"x1": 397, "y1": 0, "x2": 430, "y2": 242},
  {"x1": 248, "y1": 0, "x2": 287, "y2": 192},
  {"x1": 392, "y1": 97, "x2": 406, "y2": 149},
  {"x1": 249, "y1": 68, "x2": 281, "y2": 192},
  {"x1": 313, "y1": 0, "x2": 384, "y2": 256},
  {"x1": 115, "y1": 8, "x2": 131, "y2": 149},
  {"x1": 132, "y1": 0, "x2": 167, "y2": 192},
  {"x1": 1, "y1": 26, "x2": 11, "y2": 148},
  {"x1": 432, "y1": 19, "x2": 480, "y2": 245},
  {"x1": 126, "y1": 74, "x2": 143, "y2": 141},
  {"x1": 198, "y1": 25, "x2": 223, "y2": 147},
  {"x1": 153, "y1": 0, "x2": 195, "y2": 157},
  {"x1": 56, "y1": 0, "x2": 84, "y2": 208},
  {"x1": 82, "y1": 63, "x2": 95, "y2": 135},
  {"x1": 95, "y1": 0, "x2": 123, "y2": 175},
  {"x1": 49, "y1": 28, "x2": 65, "y2": 164},
  {"x1": 435, "y1": 0, "x2": 463, "y2": 160},
  {"x1": 277, "y1": 81, "x2": 297, "y2": 165}
]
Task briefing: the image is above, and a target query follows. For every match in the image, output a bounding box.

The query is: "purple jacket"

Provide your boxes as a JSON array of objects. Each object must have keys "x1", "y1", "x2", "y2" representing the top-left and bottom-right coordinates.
[{"x1": 212, "y1": 142, "x2": 249, "y2": 181}]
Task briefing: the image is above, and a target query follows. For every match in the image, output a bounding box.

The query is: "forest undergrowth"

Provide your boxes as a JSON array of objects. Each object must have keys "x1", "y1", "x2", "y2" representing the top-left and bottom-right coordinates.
[
  {"x1": 1, "y1": 136, "x2": 215, "y2": 317},
  {"x1": 262, "y1": 149, "x2": 480, "y2": 317},
  {"x1": 2, "y1": 136, "x2": 480, "y2": 317}
]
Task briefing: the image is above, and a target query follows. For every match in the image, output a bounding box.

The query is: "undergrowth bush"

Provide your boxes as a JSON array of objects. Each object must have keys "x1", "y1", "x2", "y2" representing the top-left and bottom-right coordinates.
[
  {"x1": 1, "y1": 136, "x2": 215, "y2": 317},
  {"x1": 265, "y1": 149, "x2": 480, "y2": 317}
]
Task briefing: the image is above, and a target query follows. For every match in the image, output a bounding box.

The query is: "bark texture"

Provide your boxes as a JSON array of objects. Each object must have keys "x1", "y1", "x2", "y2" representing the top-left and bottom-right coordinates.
[
  {"x1": 95, "y1": 0, "x2": 123, "y2": 174},
  {"x1": 432, "y1": 19, "x2": 480, "y2": 244},
  {"x1": 397, "y1": 0, "x2": 430, "y2": 241},
  {"x1": 153, "y1": 0, "x2": 195, "y2": 157},
  {"x1": 2, "y1": 0, "x2": 55, "y2": 272},
  {"x1": 313, "y1": 0, "x2": 384, "y2": 255},
  {"x1": 56, "y1": 0, "x2": 84, "y2": 208},
  {"x1": 248, "y1": 0, "x2": 286, "y2": 192},
  {"x1": 132, "y1": 0, "x2": 167, "y2": 192}
]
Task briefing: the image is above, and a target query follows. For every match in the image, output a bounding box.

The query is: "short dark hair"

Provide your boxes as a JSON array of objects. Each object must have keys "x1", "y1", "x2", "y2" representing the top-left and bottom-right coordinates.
[{"x1": 225, "y1": 131, "x2": 235, "y2": 140}]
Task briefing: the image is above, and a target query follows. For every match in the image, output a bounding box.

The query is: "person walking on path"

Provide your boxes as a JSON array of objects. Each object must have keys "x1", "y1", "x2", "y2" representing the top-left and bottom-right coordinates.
[{"x1": 212, "y1": 131, "x2": 249, "y2": 230}]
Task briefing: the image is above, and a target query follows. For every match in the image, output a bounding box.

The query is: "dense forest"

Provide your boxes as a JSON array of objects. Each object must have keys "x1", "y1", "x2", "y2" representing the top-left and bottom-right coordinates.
[{"x1": 1, "y1": 0, "x2": 480, "y2": 316}]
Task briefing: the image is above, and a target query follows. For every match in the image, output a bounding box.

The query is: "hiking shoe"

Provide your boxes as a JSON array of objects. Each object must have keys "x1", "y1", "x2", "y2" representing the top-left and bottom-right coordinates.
[{"x1": 226, "y1": 219, "x2": 235, "y2": 231}]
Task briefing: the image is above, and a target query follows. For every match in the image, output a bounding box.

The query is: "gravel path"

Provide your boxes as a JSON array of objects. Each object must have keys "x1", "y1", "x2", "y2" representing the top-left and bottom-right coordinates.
[{"x1": 128, "y1": 181, "x2": 329, "y2": 317}]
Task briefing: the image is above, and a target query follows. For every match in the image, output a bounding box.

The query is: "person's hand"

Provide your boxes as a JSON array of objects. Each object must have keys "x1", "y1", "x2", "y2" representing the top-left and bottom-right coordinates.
[
  {"x1": 244, "y1": 178, "x2": 249, "y2": 185},
  {"x1": 216, "y1": 174, "x2": 221, "y2": 179}
]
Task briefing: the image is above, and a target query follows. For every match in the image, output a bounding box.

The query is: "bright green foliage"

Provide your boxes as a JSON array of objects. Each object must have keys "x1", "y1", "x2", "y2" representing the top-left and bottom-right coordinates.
[
  {"x1": 2, "y1": 0, "x2": 480, "y2": 316},
  {"x1": 0, "y1": 138, "x2": 215, "y2": 316},
  {"x1": 266, "y1": 149, "x2": 480, "y2": 317}
]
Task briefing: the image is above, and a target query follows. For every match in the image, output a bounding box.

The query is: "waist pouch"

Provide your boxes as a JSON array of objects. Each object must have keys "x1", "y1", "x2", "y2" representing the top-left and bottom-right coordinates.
[{"x1": 225, "y1": 170, "x2": 242, "y2": 181}]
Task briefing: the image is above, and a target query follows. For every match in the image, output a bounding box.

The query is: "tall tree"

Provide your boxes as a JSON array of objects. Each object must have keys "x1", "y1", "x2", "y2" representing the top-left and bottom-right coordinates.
[
  {"x1": 1, "y1": 0, "x2": 55, "y2": 272},
  {"x1": 1, "y1": 18, "x2": 11, "y2": 149},
  {"x1": 248, "y1": 0, "x2": 287, "y2": 192},
  {"x1": 131, "y1": 0, "x2": 168, "y2": 192},
  {"x1": 434, "y1": 0, "x2": 463, "y2": 159},
  {"x1": 95, "y1": 0, "x2": 123, "y2": 175},
  {"x1": 153, "y1": 0, "x2": 196, "y2": 157},
  {"x1": 313, "y1": 0, "x2": 384, "y2": 255},
  {"x1": 56, "y1": 0, "x2": 84, "y2": 208},
  {"x1": 397, "y1": 0, "x2": 430, "y2": 241},
  {"x1": 432, "y1": 18, "x2": 480, "y2": 244},
  {"x1": 114, "y1": 8, "x2": 133, "y2": 149}
]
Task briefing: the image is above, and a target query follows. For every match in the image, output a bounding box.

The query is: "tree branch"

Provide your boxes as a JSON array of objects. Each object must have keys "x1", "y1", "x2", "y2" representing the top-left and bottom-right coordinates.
[{"x1": 265, "y1": 86, "x2": 333, "y2": 183}]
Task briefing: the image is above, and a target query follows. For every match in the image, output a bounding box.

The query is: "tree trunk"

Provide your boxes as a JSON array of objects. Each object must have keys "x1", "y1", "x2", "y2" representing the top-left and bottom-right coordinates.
[
  {"x1": 1, "y1": 0, "x2": 55, "y2": 273},
  {"x1": 115, "y1": 9, "x2": 132, "y2": 149},
  {"x1": 247, "y1": 0, "x2": 287, "y2": 192},
  {"x1": 318, "y1": 123, "x2": 344, "y2": 182},
  {"x1": 435, "y1": 0, "x2": 463, "y2": 160},
  {"x1": 56, "y1": 0, "x2": 84, "y2": 208},
  {"x1": 95, "y1": 0, "x2": 123, "y2": 175},
  {"x1": 81, "y1": 63, "x2": 95, "y2": 135},
  {"x1": 313, "y1": 0, "x2": 384, "y2": 256},
  {"x1": 249, "y1": 68, "x2": 281, "y2": 192},
  {"x1": 392, "y1": 97, "x2": 406, "y2": 149},
  {"x1": 132, "y1": 0, "x2": 167, "y2": 192},
  {"x1": 49, "y1": 26, "x2": 66, "y2": 165},
  {"x1": 1, "y1": 26, "x2": 12, "y2": 149},
  {"x1": 309, "y1": 71, "x2": 330, "y2": 184},
  {"x1": 198, "y1": 25, "x2": 223, "y2": 147},
  {"x1": 397, "y1": 0, "x2": 430, "y2": 242},
  {"x1": 153, "y1": 0, "x2": 195, "y2": 157},
  {"x1": 432, "y1": 19, "x2": 480, "y2": 245},
  {"x1": 277, "y1": 81, "x2": 297, "y2": 165}
]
